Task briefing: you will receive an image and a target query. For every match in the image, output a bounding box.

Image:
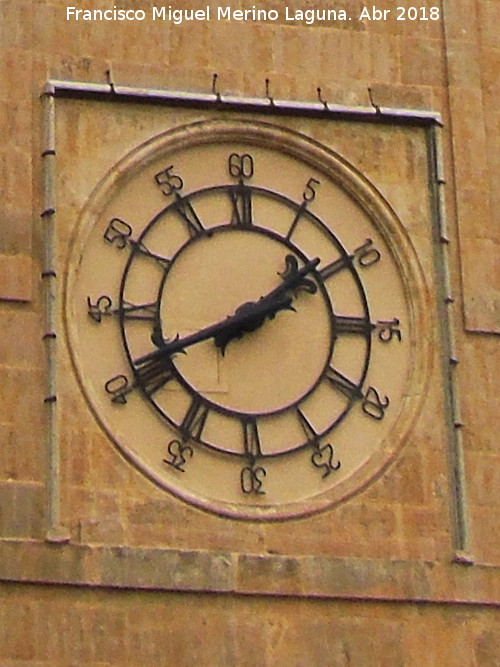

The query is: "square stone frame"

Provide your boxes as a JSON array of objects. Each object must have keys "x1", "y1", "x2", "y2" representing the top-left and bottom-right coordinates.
[{"x1": 5, "y1": 79, "x2": 494, "y2": 606}]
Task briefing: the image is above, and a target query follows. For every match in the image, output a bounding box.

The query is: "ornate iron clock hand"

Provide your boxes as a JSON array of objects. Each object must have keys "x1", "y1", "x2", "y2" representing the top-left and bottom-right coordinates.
[
  {"x1": 134, "y1": 255, "x2": 320, "y2": 365},
  {"x1": 213, "y1": 254, "x2": 320, "y2": 354}
]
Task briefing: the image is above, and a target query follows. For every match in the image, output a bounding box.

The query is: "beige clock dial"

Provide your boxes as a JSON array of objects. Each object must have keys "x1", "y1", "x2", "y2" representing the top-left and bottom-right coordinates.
[{"x1": 65, "y1": 119, "x2": 430, "y2": 520}]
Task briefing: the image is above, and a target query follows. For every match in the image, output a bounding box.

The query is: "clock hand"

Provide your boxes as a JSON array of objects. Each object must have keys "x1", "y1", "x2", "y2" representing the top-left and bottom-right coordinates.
[
  {"x1": 212, "y1": 290, "x2": 294, "y2": 355},
  {"x1": 135, "y1": 255, "x2": 320, "y2": 365},
  {"x1": 213, "y1": 255, "x2": 320, "y2": 354}
]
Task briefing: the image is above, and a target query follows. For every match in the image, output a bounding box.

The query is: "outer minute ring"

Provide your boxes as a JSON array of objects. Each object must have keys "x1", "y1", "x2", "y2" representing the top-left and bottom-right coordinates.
[{"x1": 118, "y1": 183, "x2": 372, "y2": 457}]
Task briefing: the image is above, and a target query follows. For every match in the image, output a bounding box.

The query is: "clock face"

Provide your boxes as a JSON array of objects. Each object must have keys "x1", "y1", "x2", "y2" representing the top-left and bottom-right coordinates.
[{"x1": 65, "y1": 119, "x2": 429, "y2": 519}]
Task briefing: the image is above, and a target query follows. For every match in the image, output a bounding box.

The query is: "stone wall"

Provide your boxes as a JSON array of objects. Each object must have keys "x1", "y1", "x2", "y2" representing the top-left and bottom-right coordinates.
[{"x1": 1, "y1": 582, "x2": 499, "y2": 665}]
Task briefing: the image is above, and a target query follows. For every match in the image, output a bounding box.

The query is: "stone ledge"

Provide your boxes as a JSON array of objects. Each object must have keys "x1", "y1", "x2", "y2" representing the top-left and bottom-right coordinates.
[{"x1": 0, "y1": 539, "x2": 499, "y2": 605}]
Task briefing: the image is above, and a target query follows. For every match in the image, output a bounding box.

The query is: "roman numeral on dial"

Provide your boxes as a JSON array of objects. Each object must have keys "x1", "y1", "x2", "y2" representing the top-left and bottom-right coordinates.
[
  {"x1": 297, "y1": 408, "x2": 318, "y2": 444},
  {"x1": 318, "y1": 254, "x2": 352, "y2": 280},
  {"x1": 133, "y1": 357, "x2": 176, "y2": 397},
  {"x1": 229, "y1": 185, "x2": 253, "y2": 227},
  {"x1": 121, "y1": 300, "x2": 158, "y2": 321},
  {"x1": 179, "y1": 397, "x2": 209, "y2": 442},
  {"x1": 173, "y1": 193, "x2": 206, "y2": 237},
  {"x1": 242, "y1": 417, "x2": 262, "y2": 463},
  {"x1": 131, "y1": 240, "x2": 172, "y2": 269},
  {"x1": 334, "y1": 315, "x2": 373, "y2": 336},
  {"x1": 325, "y1": 366, "x2": 362, "y2": 401}
]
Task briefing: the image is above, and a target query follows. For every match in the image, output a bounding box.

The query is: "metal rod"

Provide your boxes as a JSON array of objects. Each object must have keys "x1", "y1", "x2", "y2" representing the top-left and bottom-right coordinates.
[
  {"x1": 429, "y1": 123, "x2": 472, "y2": 563},
  {"x1": 44, "y1": 78, "x2": 442, "y2": 127},
  {"x1": 41, "y1": 91, "x2": 70, "y2": 544}
]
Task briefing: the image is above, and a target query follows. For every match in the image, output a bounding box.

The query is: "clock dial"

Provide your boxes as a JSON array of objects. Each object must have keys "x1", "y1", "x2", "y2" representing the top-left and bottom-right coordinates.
[{"x1": 65, "y1": 120, "x2": 429, "y2": 519}]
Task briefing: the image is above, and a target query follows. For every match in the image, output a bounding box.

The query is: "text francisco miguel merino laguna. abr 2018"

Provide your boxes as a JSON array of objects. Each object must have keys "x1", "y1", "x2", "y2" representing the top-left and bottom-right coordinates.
[{"x1": 65, "y1": 6, "x2": 441, "y2": 25}]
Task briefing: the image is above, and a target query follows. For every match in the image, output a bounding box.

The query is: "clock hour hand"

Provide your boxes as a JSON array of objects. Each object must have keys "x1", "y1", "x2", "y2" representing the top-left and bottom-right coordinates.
[
  {"x1": 212, "y1": 290, "x2": 295, "y2": 355},
  {"x1": 213, "y1": 255, "x2": 320, "y2": 354},
  {"x1": 134, "y1": 255, "x2": 320, "y2": 365}
]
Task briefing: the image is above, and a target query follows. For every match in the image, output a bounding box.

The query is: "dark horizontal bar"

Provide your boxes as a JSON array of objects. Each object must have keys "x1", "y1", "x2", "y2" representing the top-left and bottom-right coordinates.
[{"x1": 42, "y1": 80, "x2": 442, "y2": 127}]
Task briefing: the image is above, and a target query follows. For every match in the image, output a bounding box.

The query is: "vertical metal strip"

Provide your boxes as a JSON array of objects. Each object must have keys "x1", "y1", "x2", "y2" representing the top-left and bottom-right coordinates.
[
  {"x1": 41, "y1": 91, "x2": 70, "y2": 543},
  {"x1": 429, "y1": 123, "x2": 472, "y2": 563}
]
